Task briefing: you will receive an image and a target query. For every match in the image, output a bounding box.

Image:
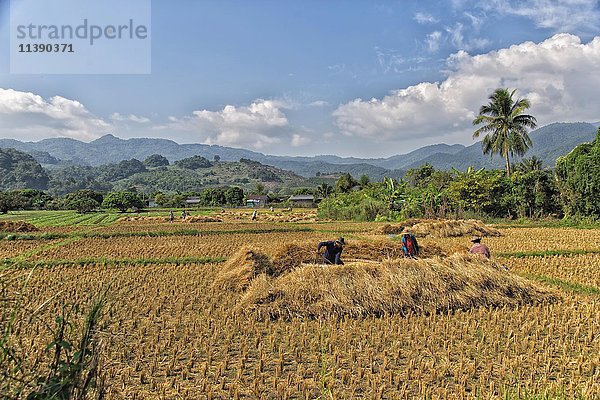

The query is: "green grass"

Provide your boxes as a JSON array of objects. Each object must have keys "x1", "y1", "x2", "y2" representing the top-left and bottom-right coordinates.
[
  {"x1": 491, "y1": 217, "x2": 600, "y2": 230},
  {"x1": 1, "y1": 255, "x2": 226, "y2": 270},
  {"x1": 1, "y1": 226, "x2": 315, "y2": 241},
  {"x1": 517, "y1": 273, "x2": 600, "y2": 296},
  {"x1": 498, "y1": 249, "x2": 600, "y2": 258},
  {"x1": 6, "y1": 237, "x2": 82, "y2": 263},
  {"x1": 0, "y1": 210, "x2": 123, "y2": 228}
]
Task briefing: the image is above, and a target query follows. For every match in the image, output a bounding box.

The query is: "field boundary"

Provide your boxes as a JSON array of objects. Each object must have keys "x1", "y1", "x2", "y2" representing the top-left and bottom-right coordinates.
[
  {"x1": 0, "y1": 227, "x2": 315, "y2": 241},
  {"x1": 498, "y1": 249, "x2": 600, "y2": 258},
  {"x1": 1, "y1": 255, "x2": 226, "y2": 270},
  {"x1": 518, "y1": 273, "x2": 600, "y2": 296}
]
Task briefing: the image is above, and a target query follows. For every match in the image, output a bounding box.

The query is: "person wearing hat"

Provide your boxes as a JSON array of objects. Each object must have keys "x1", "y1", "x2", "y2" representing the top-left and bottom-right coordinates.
[
  {"x1": 469, "y1": 237, "x2": 490, "y2": 258},
  {"x1": 317, "y1": 237, "x2": 345, "y2": 265}
]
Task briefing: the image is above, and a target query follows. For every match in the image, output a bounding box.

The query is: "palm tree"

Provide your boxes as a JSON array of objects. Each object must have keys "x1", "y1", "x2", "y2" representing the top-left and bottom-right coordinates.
[
  {"x1": 472, "y1": 88, "x2": 537, "y2": 177},
  {"x1": 316, "y1": 183, "x2": 333, "y2": 198},
  {"x1": 515, "y1": 156, "x2": 543, "y2": 173}
]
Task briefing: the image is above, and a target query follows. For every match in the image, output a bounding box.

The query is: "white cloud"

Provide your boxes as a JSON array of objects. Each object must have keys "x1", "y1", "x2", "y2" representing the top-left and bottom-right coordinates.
[
  {"x1": 425, "y1": 31, "x2": 443, "y2": 53},
  {"x1": 308, "y1": 100, "x2": 330, "y2": 107},
  {"x1": 445, "y1": 23, "x2": 492, "y2": 51},
  {"x1": 291, "y1": 134, "x2": 310, "y2": 147},
  {"x1": 159, "y1": 99, "x2": 292, "y2": 150},
  {"x1": 110, "y1": 112, "x2": 151, "y2": 123},
  {"x1": 414, "y1": 12, "x2": 439, "y2": 25},
  {"x1": 484, "y1": 0, "x2": 600, "y2": 33},
  {"x1": 333, "y1": 34, "x2": 600, "y2": 144},
  {"x1": 0, "y1": 88, "x2": 111, "y2": 141}
]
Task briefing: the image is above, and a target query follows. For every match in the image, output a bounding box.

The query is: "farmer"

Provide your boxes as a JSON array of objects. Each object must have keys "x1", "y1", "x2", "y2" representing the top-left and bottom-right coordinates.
[
  {"x1": 181, "y1": 209, "x2": 187, "y2": 220},
  {"x1": 251, "y1": 209, "x2": 258, "y2": 220},
  {"x1": 469, "y1": 237, "x2": 490, "y2": 258},
  {"x1": 169, "y1": 210, "x2": 174, "y2": 223},
  {"x1": 401, "y1": 230, "x2": 419, "y2": 258},
  {"x1": 317, "y1": 237, "x2": 345, "y2": 265}
]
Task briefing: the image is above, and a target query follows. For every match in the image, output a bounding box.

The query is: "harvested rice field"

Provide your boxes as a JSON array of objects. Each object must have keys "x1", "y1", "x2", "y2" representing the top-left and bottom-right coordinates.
[{"x1": 1, "y1": 212, "x2": 599, "y2": 399}]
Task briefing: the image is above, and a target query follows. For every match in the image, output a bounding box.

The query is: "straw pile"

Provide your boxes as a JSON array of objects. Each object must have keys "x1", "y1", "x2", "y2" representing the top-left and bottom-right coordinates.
[
  {"x1": 379, "y1": 219, "x2": 501, "y2": 238},
  {"x1": 220, "y1": 210, "x2": 319, "y2": 223},
  {"x1": 0, "y1": 220, "x2": 39, "y2": 232},
  {"x1": 236, "y1": 254, "x2": 559, "y2": 320},
  {"x1": 118, "y1": 215, "x2": 222, "y2": 223},
  {"x1": 213, "y1": 245, "x2": 305, "y2": 292}
]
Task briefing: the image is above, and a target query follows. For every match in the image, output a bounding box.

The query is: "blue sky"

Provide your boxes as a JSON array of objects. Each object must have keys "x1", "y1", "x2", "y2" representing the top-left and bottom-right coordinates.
[{"x1": 0, "y1": 0, "x2": 599, "y2": 157}]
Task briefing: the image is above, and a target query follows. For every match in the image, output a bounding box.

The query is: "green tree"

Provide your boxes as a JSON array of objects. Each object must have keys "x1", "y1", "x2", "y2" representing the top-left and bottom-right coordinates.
[
  {"x1": 174, "y1": 156, "x2": 212, "y2": 169},
  {"x1": 154, "y1": 192, "x2": 186, "y2": 208},
  {"x1": 405, "y1": 163, "x2": 435, "y2": 188},
  {"x1": 472, "y1": 88, "x2": 537, "y2": 177},
  {"x1": 359, "y1": 175, "x2": 370, "y2": 187},
  {"x1": 224, "y1": 186, "x2": 244, "y2": 206},
  {"x1": 447, "y1": 168, "x2": 511, "y2": 217},
  {"x1": 101, "y1": 192, "x2": 144, "y2": 212},
  {"x1": 213, "y1": 155, "x2": 221, "y2": 163},
  {"x1": 515, "y1": 156, "x2": 543, "y2": 173},
  {"x1": 62, "y1": 190, "x2": 104, "y2": 213},
  {"x1": 335, "y1": 173, "x2": 358, "y2": 193},
  {"x1": 255, "y1": 183, "x2": 266, "y2": 195},
  {"x1": 0, "y1": 148, "x2": 50, "y2": 190},
  {"x1": 143, "y1": 154, "x2": 170, "y2": 167},
  {"x1": 555, "y1": 128, "x2": 600, "y2": 217},
  {"x1": 316, "y1": 183, "x2": 333, "y2": 198}
]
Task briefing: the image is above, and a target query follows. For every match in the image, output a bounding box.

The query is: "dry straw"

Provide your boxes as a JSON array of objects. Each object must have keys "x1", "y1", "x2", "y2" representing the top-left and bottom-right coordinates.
[
  {"x1": 232, "y1": 253, "x2": 559, "y2": 320},
  {"x1": 0, "y1": 220, "x2": 39, "y2": 232},
  {"x1": 379, "y1": 219, "x2": 501, "y2": 238}
]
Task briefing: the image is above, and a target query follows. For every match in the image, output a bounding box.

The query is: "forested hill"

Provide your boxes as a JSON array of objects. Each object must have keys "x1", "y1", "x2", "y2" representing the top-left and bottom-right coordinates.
[{"x1": 0, "y1": 122, "x2": 597, "y2": 178}]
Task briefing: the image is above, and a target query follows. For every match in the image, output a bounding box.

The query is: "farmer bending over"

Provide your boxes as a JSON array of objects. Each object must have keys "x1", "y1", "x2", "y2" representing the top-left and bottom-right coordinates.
[
  {"x1": 317, "y1": 237, "x2": 345, "y2": 265},
  {"x1": 402, "y1": 231, "x2": 419, "y2": 258},
  {"x1": 469, "y1": 237, "x2": 490, "y2": 258}
]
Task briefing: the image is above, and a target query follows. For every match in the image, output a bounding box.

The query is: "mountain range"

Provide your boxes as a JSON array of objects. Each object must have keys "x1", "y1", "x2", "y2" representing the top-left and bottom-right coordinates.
[{"x1": 0, "y1": 122, "x2": 597, "y2": 179}]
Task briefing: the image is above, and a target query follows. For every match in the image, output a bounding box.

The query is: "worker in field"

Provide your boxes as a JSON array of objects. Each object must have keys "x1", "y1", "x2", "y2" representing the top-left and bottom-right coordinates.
[
  {"x1": 181, "y1": 209, "x2": 187, "y2": 220},
  {"x1": 401, "y1": 230, "x2": 419, "y2": 258},
  {"x1": 469, "y1": 237, "x2": 490, "y2": 258},
  {"x1": 251, "y1": 209, "x2": 257, "y2": 220},
  {"x1": 169, "y1": 210, "x2": 174, "y2": 223},
  {"x1": 317, "y1": 237, "x2": 345, "y2": 265}
]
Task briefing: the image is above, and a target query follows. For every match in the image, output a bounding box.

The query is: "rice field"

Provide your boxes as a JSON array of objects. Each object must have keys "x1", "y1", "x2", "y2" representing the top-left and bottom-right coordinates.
[{"x1": 1, "y1": 210, "x2": 599, "y2": 399}]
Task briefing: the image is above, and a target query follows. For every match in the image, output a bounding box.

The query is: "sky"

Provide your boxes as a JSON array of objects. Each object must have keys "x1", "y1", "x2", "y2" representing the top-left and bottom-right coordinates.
[{"x1": 0, "y1": 0, "x2": 599, "y2": 158}]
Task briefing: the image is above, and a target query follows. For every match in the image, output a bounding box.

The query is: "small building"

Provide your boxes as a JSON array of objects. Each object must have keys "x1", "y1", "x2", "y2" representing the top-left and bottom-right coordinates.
[
  {"x1": 185, "y1": 196, "x2": 201, "y2": 206},
  {"x1": 147, "y1": 198, "x2": 159, "y2": 208},
  {"x1": 246, "y1": 195, "x2": 268, "y2": 208},
  {"x1": 288, "y1": 194, "x2": 316, "y2": 207}
]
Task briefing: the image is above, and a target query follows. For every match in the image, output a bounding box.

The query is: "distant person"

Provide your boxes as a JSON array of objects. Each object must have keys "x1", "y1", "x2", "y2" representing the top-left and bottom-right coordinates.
[
  {"x1": 169, "y1": 210, "x2": 174, "y2": 223},
  {"x1": 469, "y1": 237, "x2": 490, "y2": 259},
  {"x1": 251, "y1": 209, "x2": 257, "y2": 220},
  {"x1": 270, "y1": 206, "x2": 274, "y2": 212},
  {"x1": 317, "y1": 237, "x2": 345, "y2": 265},
  {"x1": 221, "y1": 208, "x2": 226, "y2": 214},
  {"x1": 401, "y1": 231, "x2": 419, "y2": 258},
  {"x1": 181, "y1": 209, "x2": 187, "y2": 220}
]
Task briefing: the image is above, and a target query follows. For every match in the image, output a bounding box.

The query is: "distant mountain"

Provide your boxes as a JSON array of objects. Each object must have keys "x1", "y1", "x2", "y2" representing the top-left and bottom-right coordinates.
[
  {"x1": 403, "y1": 122, "x2": 598, "y2": 170},
  {"x1": 0, "y1": 148, "x2": 49, "y2": 190},
  {"x1": 0, "y1": 122, "x2": 597, "y2": 178}
]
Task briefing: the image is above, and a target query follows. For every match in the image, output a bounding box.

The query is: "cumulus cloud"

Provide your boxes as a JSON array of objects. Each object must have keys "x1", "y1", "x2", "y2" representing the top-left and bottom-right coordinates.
[
  {"x1": 333, "y1": 34, "x2": 600, "y2": 143},
  {"x1": 485, "y1": 0, "x2": 600, "y2": 33},
  {"x1": 0, "y1": 88, "x2": 111, "y2": 141},
  {"x1": 110, "y1": 112, "x2": 151, "y2": 123},
  {"x1": 159, "y1": 99, "x2": 292, "y2": 150}
]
